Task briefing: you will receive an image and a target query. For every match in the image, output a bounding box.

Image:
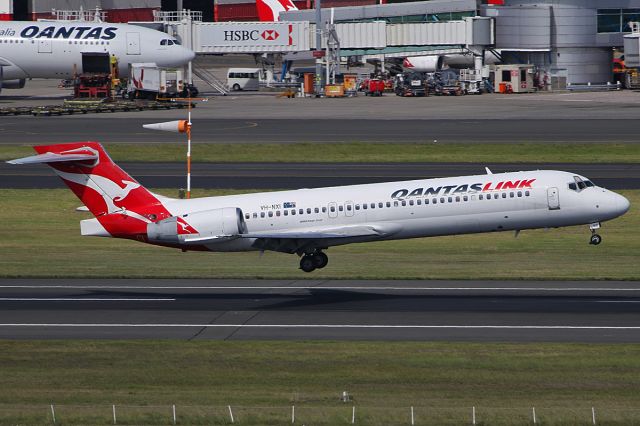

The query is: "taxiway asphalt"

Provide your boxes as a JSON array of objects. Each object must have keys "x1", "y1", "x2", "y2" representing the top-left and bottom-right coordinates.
[
  {"x1": 2, "y1": 162, "x2": 638, "y2": 189},
  {"x1": 0, "y1": 279, "x2": 639, "y2": 342},
  {"x1": 1, "y1": 117, "x2": 640, "y2": 144}
]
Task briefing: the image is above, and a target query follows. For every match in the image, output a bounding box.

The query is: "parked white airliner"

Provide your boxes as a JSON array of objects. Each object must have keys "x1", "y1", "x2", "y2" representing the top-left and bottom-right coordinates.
[
  {"x1": 8, "y1": 143, "x2": 630, "y2": 272},
  {"x1": 0, "y1": 21, "x2": 195, "y2": 91}
]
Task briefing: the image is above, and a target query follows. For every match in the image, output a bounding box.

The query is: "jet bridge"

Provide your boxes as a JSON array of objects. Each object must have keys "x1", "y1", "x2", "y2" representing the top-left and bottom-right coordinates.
[{"x1": 168, "y1": 16, "x2": 493, "y2": 54}]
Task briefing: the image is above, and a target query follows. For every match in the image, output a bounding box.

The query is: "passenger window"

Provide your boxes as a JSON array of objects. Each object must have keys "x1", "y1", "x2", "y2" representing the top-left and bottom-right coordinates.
[
  {"x1": 363, "y1": 204, "x2": 368, "y2": 210},
  {"x1": 276, "y1": 211, "x2": 281, "y2": 217},
  {"x1": 525, "y1": 191, "x2": 530, "y2": 196},
  {"x1": 425, "y1": 199, "x2": 429, "y2": 205},
  {"x1": 284, "y1": 210, "x2": 288, "y2": 216},
  {"x1": 479, "y1": 194, "x2": 483, "y2": 200},
  {"x1": 433, "y1": 198, "x2": 437, "y2": 204},
  {"x1": 252, "y1": 213, "x2": 257, "y2": 218},
  {"x1": 314, "y1": 207, "x2": 319, "y2": 213},
  {"x1": 260, "y1": 212, "x2": 265, "y2": 218},
  {"x1": 463, "y1": 196, "x2": 468, "y2": 201},
  {"x1": 417, "y1": 199, "x2": 421, "y2": 205},
  {"x1": 440, "y1": 197, "x2": 445, "y2": 203},
  {"x1": 355, "y1": 205, "x2": 360, "y2": 210},
  {"x1": 330, "y1": 206, "x2": 335, "y2": 212},
  {"x1": 268, "y1": 211, "x2": 273, "y2": 217},
  {"x1": 322, "y1": 207, "x2": 327, "y2": 213},
  {"x1": 307, "y1": 208, "x2": 312, "y2": 214},
  {"x1": 346, "y1": 205, "x2": 352, "y2": 211},
  {"x1": 291, "y1": 210, "x2": 296, "y2": 215},
  {"x1": 378, "y1": 203, "x2": 383, "y2": 208},
  {"x1": 510, "y1": 192, "x2": 514, "y2": 198},
  {"x1": 299, "y1": 209, "x2": 304, "y2": 214},
  {"x1": 517, "y1": 191, "x2": 522, "y2": 197},
  {"x1": 339, "y1": 206, "x2": 344, "y2": 212},
  {"x1": 245, "y1": 213, "x2": 250, "y2": 219},
  {"x1": 502, "y1": 193, "x2": 506, "y2": 198},
  {"x1": 456, "y1": 196, "x2": 460, "y2": 202},
  {"x1": 448, "y1": 197, "x2": 452, "y2": 203},
  {"x1": 401, "y1": 201, "x2": 406, "y2": 206}
]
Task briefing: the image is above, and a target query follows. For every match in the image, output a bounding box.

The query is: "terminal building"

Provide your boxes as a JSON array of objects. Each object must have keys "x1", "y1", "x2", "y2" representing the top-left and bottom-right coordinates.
[{"x1": 3, "y1": 0, "x2": 640, "y2": 85}]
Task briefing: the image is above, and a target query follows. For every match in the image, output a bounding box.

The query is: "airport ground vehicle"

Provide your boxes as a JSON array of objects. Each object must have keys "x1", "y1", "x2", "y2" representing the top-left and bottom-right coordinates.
[
  {"x1": 394, "y1": 72, "x2": 427, "y2": 96},
  {"x1": 126, "y1": 63, "x2": 189, "y2": 100},
  {"x1": 8, "y1": 143, "x2": 630, "y2": 273},
  {"x1": 227, "y1": 68, "x2": 263, "y2": 91},
  {"x1": 364, "y1": 78, "x2": 385, "y2": 96}
]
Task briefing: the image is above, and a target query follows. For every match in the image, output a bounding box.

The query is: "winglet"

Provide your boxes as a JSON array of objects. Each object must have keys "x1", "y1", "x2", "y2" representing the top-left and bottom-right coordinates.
[{"x1": 485, "y1": 167, "x2": 493, "y2": 175}]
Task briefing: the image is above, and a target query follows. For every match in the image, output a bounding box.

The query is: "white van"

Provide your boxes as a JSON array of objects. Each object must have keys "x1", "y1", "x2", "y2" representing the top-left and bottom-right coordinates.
[{"x1": 227, "y1": 68, "x2": 262, "y2": 91}]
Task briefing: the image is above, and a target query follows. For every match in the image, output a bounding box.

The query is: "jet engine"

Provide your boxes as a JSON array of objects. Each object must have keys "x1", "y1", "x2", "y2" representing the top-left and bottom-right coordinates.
[
  {"x1": 1, "y1": 78, "x2": 26, "y2": 89},
  {"x1": 403, "y1": 56, "x2": 444, "y2": 72},
  {"x1": 147, "y1": 207, "x2": 247, "y2": 244}
]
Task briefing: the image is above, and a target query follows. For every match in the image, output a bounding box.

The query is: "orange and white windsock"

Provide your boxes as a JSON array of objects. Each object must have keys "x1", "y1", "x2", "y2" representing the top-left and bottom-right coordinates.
[{"x1": 142, "y1": 120, "x2": 190, "y2": 133}]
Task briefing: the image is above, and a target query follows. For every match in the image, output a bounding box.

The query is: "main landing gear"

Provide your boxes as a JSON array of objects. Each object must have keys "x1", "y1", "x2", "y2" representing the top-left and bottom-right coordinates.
[
  {"x1": 299, "y1": 250, "x2": 329, "y2": 273},
  {"x1": 589, "y1": 222, "x2": 602, "y2": 245}
]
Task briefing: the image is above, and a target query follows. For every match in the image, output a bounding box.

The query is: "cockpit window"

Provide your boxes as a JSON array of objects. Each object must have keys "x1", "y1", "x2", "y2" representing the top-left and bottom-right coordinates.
[
  {"x1": 161, "y1": 39, "x2": 167, "y2": 46},
  {"x1": 173, "y1": 39, "x2": 181, "y2": 45},
  {"x1": 161, "y1": 39, "x2": 177, "y2": 46},
  {"x1": 569, "y1": 176, "x2": 595, "y2": 192}
]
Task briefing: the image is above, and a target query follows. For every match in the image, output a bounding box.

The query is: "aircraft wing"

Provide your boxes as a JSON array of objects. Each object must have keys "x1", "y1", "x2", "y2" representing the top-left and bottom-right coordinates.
[{"x1": 240, "y1": 223, "x2": 402, "y2": 253}]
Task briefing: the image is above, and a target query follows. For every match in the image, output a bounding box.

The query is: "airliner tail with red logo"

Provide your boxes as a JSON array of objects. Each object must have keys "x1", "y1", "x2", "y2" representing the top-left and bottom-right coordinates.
[
  {"x1": 8, "y1": 142, "x2": 630, "y2": 272},
  {"x1": 257, "y1": 0, "x2": 298, "y2": 21}
]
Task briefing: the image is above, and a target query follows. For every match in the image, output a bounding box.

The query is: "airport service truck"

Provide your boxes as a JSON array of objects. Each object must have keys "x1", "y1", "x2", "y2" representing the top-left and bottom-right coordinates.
[{"x1": 126, "y1": 63, "x2": 186, "y2": 100}]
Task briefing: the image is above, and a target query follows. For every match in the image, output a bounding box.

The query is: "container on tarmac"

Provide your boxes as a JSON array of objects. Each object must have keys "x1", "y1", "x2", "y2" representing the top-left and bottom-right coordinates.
[{"x1": 126, "y1": 63, "x2": 185, "y2": 100}]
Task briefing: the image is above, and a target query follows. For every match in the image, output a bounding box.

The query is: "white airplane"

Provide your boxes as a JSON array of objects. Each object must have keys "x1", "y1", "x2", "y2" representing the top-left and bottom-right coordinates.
[
  {"x1": 0, "y1": 21, "x2": 195, "y2": 91},
  {"x1": 8, "y1": 142, "x2": 630, "y2": 272}
]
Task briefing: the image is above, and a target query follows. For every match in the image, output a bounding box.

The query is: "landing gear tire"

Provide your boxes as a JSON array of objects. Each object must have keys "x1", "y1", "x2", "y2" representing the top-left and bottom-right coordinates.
[
  {"x1": 300, "y1": 256, "x2": 316, "y2": 273},
  {"x1": 312, "y1": 251, "x2": 329, "y2": 269},
  {"x1": 590, "y1": 234, "x2": 602, "y2": 245}
]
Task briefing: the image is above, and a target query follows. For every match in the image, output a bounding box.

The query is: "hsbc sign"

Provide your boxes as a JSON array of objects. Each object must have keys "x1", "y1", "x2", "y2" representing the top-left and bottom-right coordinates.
[{"x1": 195, "y1": 22, "x2": 309, "y2": 52}]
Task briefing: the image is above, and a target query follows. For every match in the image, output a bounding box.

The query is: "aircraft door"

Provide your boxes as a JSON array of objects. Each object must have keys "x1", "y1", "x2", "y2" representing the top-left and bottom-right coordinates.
[
  {"x1": 38, "y1": 39, "x2": 52, "y2": 53},
  {"x1": 126, "y1": 32, "x2": 141, "y2": 55},
  {"x1": 328, "y1": 202, "x2": 338, "y2": 219},
  {"x1": 547, "y1": 187, "x2": 560, "y2": 210},
  {"x1": 345, "y1": 201, "x2": 354, "y2": 217}
]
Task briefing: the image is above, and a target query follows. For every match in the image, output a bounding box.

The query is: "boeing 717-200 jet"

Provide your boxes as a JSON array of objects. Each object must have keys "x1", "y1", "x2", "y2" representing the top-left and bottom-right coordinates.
[{"x1": 8, "y1": 143, "x2": 630, "y2": 272}]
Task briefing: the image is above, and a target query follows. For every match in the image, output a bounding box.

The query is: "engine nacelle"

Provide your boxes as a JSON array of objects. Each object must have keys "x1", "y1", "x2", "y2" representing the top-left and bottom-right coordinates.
[
  {"x1": 147, "y1": 207, "x2": 247, "y2": 244},
  {"x1": 1, "y1": 78, "x2": 26, "y2": 89},
  {"x1": 403, "y1": 56, "x2": 444, "y2": 72}
]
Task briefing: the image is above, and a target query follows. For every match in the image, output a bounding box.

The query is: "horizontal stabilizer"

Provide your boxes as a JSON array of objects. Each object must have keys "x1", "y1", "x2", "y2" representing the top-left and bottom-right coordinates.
[{"x1": 7, "y1": 152, "x2": 98, "y2": 165}]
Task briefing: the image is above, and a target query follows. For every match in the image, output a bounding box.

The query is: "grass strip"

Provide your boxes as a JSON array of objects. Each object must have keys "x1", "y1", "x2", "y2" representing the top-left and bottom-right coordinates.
[
  {"x1": 1, "y1": 142, "x2": 639, "y2": 163},
  {"x1": 0, "y1": 189, "x2": 637, "y2": 280},
  {"x1": 0, "y1": 341, "x2": 639, "y2": 425}
]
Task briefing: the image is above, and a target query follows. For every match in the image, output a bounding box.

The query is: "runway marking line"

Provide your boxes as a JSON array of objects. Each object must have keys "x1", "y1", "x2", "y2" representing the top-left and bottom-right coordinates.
[
  {"x1": 0, "y1": 298, "x2": 175, "y2": 302},
  {"x1": 0, "y1": 324, "x2": 639, "y2": 330},
  {"x1": 1, "y1": 286, "x2": 640, "y2": 291}
]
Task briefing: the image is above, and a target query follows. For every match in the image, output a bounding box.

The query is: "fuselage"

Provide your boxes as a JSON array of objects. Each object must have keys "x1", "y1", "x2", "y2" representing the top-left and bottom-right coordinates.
[
  {"x1": 158, "y1": 169, "x2": 630, "y2": 252},
  {"x1": 0, "y1": 21, "x2": 194, "y2": 80}
]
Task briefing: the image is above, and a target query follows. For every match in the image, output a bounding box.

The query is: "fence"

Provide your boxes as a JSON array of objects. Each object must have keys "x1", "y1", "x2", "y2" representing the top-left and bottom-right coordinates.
[{"x1": 2, "y1": 404, "x2": 640, "y2": 425}]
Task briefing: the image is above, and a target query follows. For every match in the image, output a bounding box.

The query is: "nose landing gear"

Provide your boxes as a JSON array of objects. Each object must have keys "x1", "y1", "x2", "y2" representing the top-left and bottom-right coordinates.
[
  {"x1": 589, "y1": 222, "x2": 602, "y2": 245},
  {"x1": 299, "y1": 250, "x2": 329, "y2": 273}
]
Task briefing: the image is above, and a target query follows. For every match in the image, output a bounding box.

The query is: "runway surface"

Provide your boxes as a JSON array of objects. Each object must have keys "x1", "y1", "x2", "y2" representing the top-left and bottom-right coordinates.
[
  {"x1": 2, "y1": 162, "x2": 638, "y2": 189},
  {"x1": 2, "y1": 118, "x2": 640, "y2": 144},
  {"x1": 1, "y1": 279, "x2": 639, "y2": 342}
]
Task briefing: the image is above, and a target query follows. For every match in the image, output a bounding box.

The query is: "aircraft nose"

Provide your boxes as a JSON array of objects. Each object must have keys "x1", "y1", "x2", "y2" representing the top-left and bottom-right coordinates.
[
  {"x1": 614, "y1": 192, "x2": 631, "y2": 217},
  {"x1": 182, "y1": 47, "x2": 196, "y2": 63}
]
